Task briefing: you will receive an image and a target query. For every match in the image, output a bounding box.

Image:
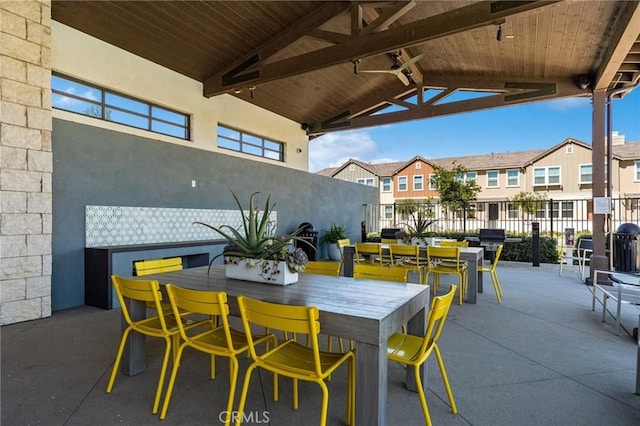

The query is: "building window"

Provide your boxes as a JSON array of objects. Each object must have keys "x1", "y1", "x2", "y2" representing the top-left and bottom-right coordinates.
[
  {"x1": 566, "y1": 145, "x2": 573, "y2": 154},
  {"x1": 465, "y1": 172, "x2": 477, "y2": 182},
  {"x1": 487, "y1": 170, "x2": 499, "y2": 188},
  {"x1": 533, "y1": 166, "x2": 561, "y2": 186},
  {"x1": 217, "y1": 124, "x2": 284, "y2": 162},
  {"x1": 357, "y1": 178, "x2": 374, "y2": 186},
  {"x1": 635, "y1": 162, "x2": 640, "y2": 181},
  {"x1": 382, "y1": 178, "x2": 392, "y2": 192},
  {"x1": 398, "y1": 176, "x2": 408, "y2": 191},
  {"x1": 415, "y1": 162, "x2": 421, "y2": 169},
  {"x1": 413, "y1": 175, "x2": 423, "y2": 191},
  {"x1": 550, "y1": 201, "x2": 574, "y2": 219},
  {"x1": 52, "y1": 73, "x2": 190, "y2": 140},
  {"x1": 384, "y1": 205, "x2": 393, "y2": 219},
  {"x1": 506, "y1": 169, "x2": 519, "y2": 187},
  {"x1": 429, "y1": 174, "x2": 437, "y2": 190},
  {"x1": 508, "y1": 203, "x2": 518, "y2": 219},
  {"x1": 579, "y1": 164, "x2": 592, "y2": 184}
]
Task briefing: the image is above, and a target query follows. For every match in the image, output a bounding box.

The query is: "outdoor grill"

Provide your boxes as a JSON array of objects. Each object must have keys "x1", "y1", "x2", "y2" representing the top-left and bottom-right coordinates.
[{"x1": 478, "y1": 228, "x2": 507, "y2": 252}]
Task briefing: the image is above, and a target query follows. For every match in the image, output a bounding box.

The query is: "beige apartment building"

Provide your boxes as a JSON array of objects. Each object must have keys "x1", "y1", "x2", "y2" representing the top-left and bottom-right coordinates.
[{"x1": 320, "y1": 133, "x2": 640, "y2": 233}]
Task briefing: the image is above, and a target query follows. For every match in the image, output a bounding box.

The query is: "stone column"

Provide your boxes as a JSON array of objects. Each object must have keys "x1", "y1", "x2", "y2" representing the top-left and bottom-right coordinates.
[{"x1": 1, "y1": 0, "x2": 52, "y2": 324}]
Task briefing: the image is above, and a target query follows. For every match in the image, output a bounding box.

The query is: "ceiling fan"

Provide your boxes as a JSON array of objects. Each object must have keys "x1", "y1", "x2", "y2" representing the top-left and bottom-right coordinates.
[{"x1": 356, "y1": 52, "x2": 425, "y2": 86}]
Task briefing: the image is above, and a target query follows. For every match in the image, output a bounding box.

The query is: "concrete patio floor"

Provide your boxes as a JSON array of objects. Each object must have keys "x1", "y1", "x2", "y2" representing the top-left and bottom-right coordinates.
[{"x1": 3, "y1": 261, "x2": 640, "y2": 425}]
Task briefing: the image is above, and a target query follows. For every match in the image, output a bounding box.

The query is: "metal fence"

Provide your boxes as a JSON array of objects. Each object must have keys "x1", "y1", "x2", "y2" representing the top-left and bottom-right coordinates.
[{"x1": 364, "y1": 197, "x2": 640, "y2": 238}]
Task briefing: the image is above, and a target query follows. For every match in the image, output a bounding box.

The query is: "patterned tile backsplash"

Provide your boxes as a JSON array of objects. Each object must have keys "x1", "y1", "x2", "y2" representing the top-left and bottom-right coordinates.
[{"x1": 85, "y1": 205, "x2": 277, "y2": 247}]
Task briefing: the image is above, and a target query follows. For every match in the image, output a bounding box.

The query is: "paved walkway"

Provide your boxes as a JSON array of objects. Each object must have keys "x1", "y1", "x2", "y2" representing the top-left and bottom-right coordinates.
[{"x1": 2, "y1": 262, "x2": 640, "y2": 425}]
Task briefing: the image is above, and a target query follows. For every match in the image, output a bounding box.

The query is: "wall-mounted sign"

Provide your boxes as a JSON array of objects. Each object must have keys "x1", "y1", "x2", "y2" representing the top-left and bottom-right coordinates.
[{"x1": 593, "y1": 197, "x2": 611, "y2": 214}]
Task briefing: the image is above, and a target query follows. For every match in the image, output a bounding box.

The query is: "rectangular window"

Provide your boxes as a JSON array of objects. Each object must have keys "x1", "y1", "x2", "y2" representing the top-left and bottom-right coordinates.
[
  {"x1": 636, "y1": 162, "x2": 640, "y2": 181},
  {"x1": 357, "y1": 178, "x2": 374, "y2": 186},
  {"x1": 487, "y1": 170, "x2": 499, "y2": 188},
  {"x1": 398, "y1": 176, "x2": 408, "y2": 191},
  {"x1": 382, "y1": 178, "x2": 391, "y2": 192},
  {"x1": 579, "y1": 164, "x2": 592, "y2": 184},
  {"x1": 217, "y1": 124, "x2": 284, "y2": 162},
  {"x1": 465, "y1": 172, "x2": 477, "y2": 182},
  {"x1": 508, "y1": 203, "x2": 518, "y2": 219},
  {"x1": 562, "y1": 201, "x2": 573, "y2": 218},
  {"x1": 533, "y1": 166, "x2": 561, "y2": 186},
  {"x1": 52, "y1": 73, "x2": 190, "y2": 140},
  {"x1": 506, "y1": 169, "x2": 519, "y2": 187},
  {"x1": 384, "y1": 205, "x2": 393, "y2": 219},
  {"x1": 413, "y1": 175, "x2": 423, "y2": 191},
  {"x1": 429, "y1": 174, "x2": 437, "y2": 190},
  {"x1": 415, "y1": 162, "x2": 421, "y2": 169}
]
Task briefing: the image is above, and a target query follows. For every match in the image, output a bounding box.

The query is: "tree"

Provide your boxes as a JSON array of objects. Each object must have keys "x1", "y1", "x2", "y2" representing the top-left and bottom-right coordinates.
[
  {"x1": 430, "y1": 162, "x2": 481, "y2": 230},
  {"x1": 509, "y1": 191, "x2": 548, "y2": 229}
]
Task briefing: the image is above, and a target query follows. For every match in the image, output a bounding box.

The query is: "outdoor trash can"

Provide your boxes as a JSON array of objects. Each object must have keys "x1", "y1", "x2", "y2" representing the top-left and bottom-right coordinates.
[
  {"x1": 296, "y1": 222, "x2": 318, "y2": 261},
  {"x1": 613, "y1": 223, "x2": 640, "y2": 272}
]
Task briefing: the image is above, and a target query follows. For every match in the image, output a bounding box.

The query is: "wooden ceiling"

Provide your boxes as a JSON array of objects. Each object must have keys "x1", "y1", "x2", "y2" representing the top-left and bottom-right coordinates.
[{"x1": 52, "y1": 1, "x2": 640, "y2": 136}]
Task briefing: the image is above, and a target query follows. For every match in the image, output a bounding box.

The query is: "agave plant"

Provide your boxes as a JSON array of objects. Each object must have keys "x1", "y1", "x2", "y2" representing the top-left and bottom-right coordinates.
[{"x1": 194, "y1": 191, "x2": 310, "y2": 273}]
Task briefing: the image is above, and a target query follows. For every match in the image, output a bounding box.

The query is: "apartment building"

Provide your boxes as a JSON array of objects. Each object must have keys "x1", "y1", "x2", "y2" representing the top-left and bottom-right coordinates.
[{"x1": 319, "y1": 133, "x2": 640, "y2": 232}]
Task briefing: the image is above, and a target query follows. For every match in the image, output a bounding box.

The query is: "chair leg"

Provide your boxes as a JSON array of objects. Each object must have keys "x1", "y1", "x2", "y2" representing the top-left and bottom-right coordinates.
[
  {"x1": 160, "y1": 343, "x2": 187, "y2": 419},
  {"x1": 491, "y1": 271, "x2": 502, "y2": 303},
  {"x1": 318, "y1": 381, "x2": 330, "y2": 426},
  {"x1": 224, "y1": 357, "x2": 240, "y2": 426},
  {"x1": 413, "y1": 364, "x2": 432, "y2": 426},
  {"x1": 235, "y1": 363, "x2": 258, "y2": 426},
  {"x1": 433, "y1": 345, "x2": 457, "y2": 414},
  {"x1": 152, "y1": 337, "x2": 173, "y2": 414},
  {"x1": 106, "y1": 328, "x2": 131, "y2": 393}
]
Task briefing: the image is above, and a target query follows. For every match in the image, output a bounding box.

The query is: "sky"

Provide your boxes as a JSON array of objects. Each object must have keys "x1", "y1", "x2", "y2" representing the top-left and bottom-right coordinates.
[{"x1": 308, "y1": 88, "x2": 640, "y2": 173}]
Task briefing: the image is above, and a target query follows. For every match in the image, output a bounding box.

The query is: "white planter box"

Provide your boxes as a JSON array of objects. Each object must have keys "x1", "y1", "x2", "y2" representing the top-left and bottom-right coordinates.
[{"x1": 225, "y1": 258, "x2": 298, "y2": 285}]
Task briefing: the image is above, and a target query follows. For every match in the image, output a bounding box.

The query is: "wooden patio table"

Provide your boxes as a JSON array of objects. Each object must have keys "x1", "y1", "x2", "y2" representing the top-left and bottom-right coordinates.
[
  {"x1": 343, "y1": 244, "x2": 485, "y2": 303},
  {"x1": 123, "y1": 265, "x2": 430, "y2": 426}
]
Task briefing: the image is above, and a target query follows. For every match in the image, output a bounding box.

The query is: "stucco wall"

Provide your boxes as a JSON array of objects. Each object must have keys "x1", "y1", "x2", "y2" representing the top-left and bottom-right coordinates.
[{"x1": 52, "y1": 119, "x2": 377, "y2": 310}]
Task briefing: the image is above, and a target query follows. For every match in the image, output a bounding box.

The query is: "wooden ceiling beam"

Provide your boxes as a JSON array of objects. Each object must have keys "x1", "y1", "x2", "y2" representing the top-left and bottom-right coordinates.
[
  {"x1": 594, "y1": 0, "x2": 640, "y2": 91},
  {"x1": 309, "y1": 77, "x2": 586, "y2": 135},
  {"x1": 204, "y1": 0, "x2": 561, "y2": 97}
]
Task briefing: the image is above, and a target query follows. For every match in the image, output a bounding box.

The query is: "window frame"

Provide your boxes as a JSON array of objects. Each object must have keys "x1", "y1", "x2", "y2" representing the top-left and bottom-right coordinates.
[
  {"x1": 217, "y1": 124, "x2": 285, "y2": 162},
  {"x1": 398, "y1": 176, "x2": 408, "y2": 192},
  {"x1": 486, "y1": 170, "x2": 499, "y2": 188},
  {"x1": 357, "y1": 177, "x2": 375, "y2": 186},
  {"x1": 506, "y1": 169, "x2": 519, "y2": 187},
  {"x1": 381, "y1": 177, "x2": 392, "y2": 192},
  {"x1": 533, "y1": 166, "x2": 562, "y2": 186},
  {"x1": 51, "y1": 73, "x2": 190, "y2": 140},
  {"x1": 429, "y1": 173, "x2": 437, "y2": 190},
  {"x1": 579, "y1": 163, "x2": 592, "y2": 184},
  {"x1": 413, "y1": 175, "x2": 423, "y2": 191}
]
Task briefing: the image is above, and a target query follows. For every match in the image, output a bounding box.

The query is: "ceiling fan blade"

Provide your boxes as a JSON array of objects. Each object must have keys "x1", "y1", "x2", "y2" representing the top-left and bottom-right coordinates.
[
  {"x1": 396, "y1": 72, "x2": 410, "y2": 86},
  {"x1": 359, "y1": 69, "x2": 397, "y2": 75},
  {"x1": 397, "y1": 53, "x2": 426, "y2": 71}
]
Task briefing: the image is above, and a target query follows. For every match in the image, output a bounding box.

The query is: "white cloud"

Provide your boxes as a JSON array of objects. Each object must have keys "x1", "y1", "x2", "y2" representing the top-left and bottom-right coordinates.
[
  {"x1": 542, "y1": 97, "x2": 590, "y2": 111},
  {"x1": 309, "y1": 131, "x2": 380, "y2": 172}
]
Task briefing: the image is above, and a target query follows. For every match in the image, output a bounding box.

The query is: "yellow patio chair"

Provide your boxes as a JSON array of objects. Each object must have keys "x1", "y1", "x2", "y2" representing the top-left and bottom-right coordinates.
[
  {"x1": 303, "y1": 260, "x2": 345, "y2": 352},
  {"x1": 160, "y1": 285, "x2": 275, "y2": 424},
  {"x1": 438, "y1": 240, "x2": 469, "y2": 268},
  {"x1": 425, "y1": 246, "x2": 467, "y2": 304},
  {"x1": 106, "y1": 275, "x2": 205, "y2": 414},
  {"x1": 353, "y1": 263, "x2": 408, "y2": 283},
  {"x1": 235, "y1": 296, "x2": 355, "y2": 426},
  {"x1": 479, "y1": 244, "x2": 504, "y2": 303},
  {"x1": 354, "y1": 242, "x2": 388, "y2": 266},
  {"x1": 389, "y1": 244, "x2": 427, "y2": 284},
  {"x1": 135, "y1": 257, "x2": 183, "y2": 314},
  {"x1": 387, "y1": 285, "x2": 458, "y2": 426},
  {"x1": 303, "y1": 260, "x2": 341, "y2": 277}
]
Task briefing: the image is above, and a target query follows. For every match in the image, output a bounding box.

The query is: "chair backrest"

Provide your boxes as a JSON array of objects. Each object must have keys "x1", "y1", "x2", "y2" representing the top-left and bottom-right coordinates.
[
  {"x1": 135, "y1": 257, "x2": 183, "y2": 276},
  {"x1": 165, "y1": 284, "x2": 233, "y2": 350},
  {"x1": 304, "y1": 261, "x2": 341, "y2": 277},
  {"x1": 427, "y1": 246, "x2": 463, "y2": 271},
  {"x1": 237, "y1": 295, "x2": 323, "y2": 375},
  {"x1": 336, "y1": 239, "x2": 351, "y2": 261},
  {"x1": 354, "y1": 242, "x2": 383, "y2": 264},
  {"x1": 418, "y1": 285, "x2": 456, "y2": 356},
  {"x1": 353, "y1": 264, "x2": 408, "y2": 282},
  {"x1": 440, "y1": 240, "x2": 469, "y2": 247},
  {"x1": 381, "y1": 238, "x2": 397, "y2": 244},
  {"x1": 389, "y1": 244, "x2": 422, "y2": 267},
  {"x1": 111, "y1": 275, "x2": 170, "y2": 330},
  {"x1": 578, "y1": 238, "x2": 593, "y2": 255}
]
